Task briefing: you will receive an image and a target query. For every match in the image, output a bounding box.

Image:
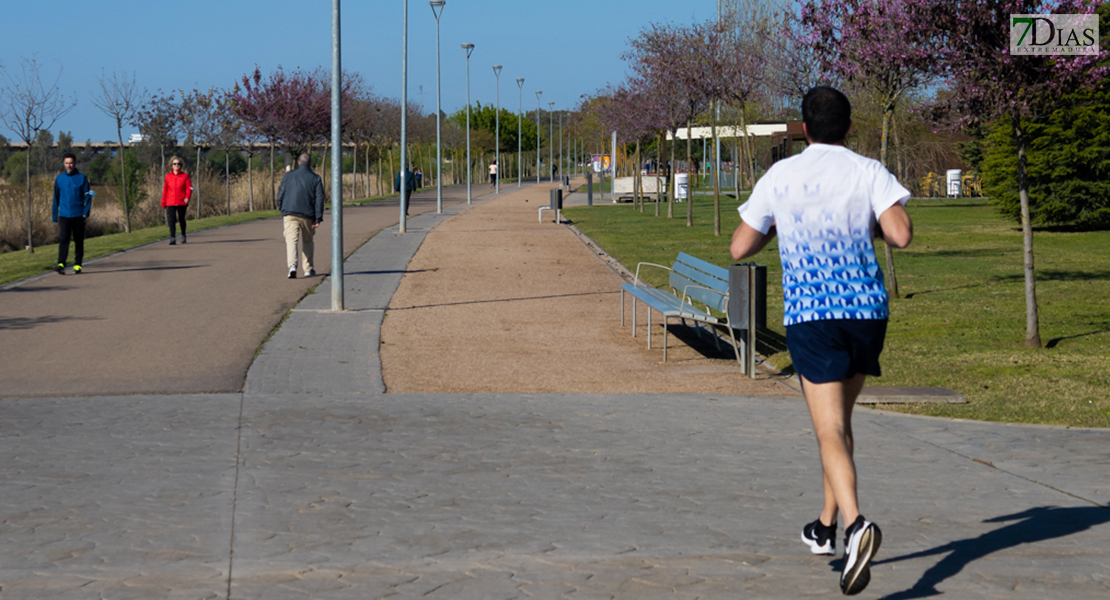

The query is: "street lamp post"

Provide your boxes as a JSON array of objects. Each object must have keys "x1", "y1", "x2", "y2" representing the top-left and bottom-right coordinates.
[
  {"x1": 461, "y1": 43, "x2": 474, "y2": 204},
  {"x1": 330, "y1": 0, "x2": 344, "y2": 310},
  {"x1": 534, "y1": 91, "x2": 541, "y2": 184},
  {"x1": 516, "y1": 77, "x2": 524, "y2": 187},
  {"x1": 548, "y1": 101, "x2": 554, "y2": 182},
  {"x1": 559, "y1": 111, "x2": 563, "y2": 185},
  {"x1": 493, "y1": 65, "x2": 502, "y2": 194},
  {"x1": 430, "y1": 1, "x2": 446, "y2": 214},
  {"x1": 400, "y1": 0, "x2": 409, "y2": 233}
]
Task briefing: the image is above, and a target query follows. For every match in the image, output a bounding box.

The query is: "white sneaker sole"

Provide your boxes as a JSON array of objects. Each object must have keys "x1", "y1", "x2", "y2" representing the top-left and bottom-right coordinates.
[{"x1": 841, "y1": 522, "x2": 882, "y2": 595}]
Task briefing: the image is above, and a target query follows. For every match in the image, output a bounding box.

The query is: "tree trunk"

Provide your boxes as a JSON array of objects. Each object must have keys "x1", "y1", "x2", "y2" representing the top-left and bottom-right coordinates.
[
  {"x1": 668, "y1": 130, "x2": 676, "y2": 219},
  {"x1": 711, "y1": 110, "x2": 721, "y2": 237},
  {"x1": 270, "y1": 142, "x2": 275, "y2": 210},
  {"x1": 352, "y1": 142, "x2": 358, "y2": 200},
  {"x1": 195, "y1": 146, "x2": 202, "y2": 219},
  {"x1": 118, "y1": 130, "x2": 130, "y2": 233},
  {"x1": 655, "y1": 132, "x2": 662, "y2": 217},
  {"x1": 635, "y1": 140, "x2": 642, "y2": 212},
  {"x1": 388, "y1": 145, "x2": 395, "y2": 194},
  {"x1": 225, "y1": 150, "x2": 231, "y2": 216},
  {"x1": 879, "y1": 104, "x2": 901, "y2": 299},
  {"x1": 248, "y1": 154, "x2": 254, "y2": 212},
  {"x1": 686, "y1": 120, "x2": 693, "y2": 227},
  {"x1": 25, "y1": 148, "x2": 33, "y2": 253},
  {"x1": 1014, "y1": 119, "x2": 1041, "y2": 348}
]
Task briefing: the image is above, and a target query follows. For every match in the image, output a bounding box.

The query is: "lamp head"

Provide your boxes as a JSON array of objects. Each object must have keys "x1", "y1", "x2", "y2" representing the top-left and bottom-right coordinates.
[
  {"x1": 492, "y1": 65, "x2": 502, "y2": 77},
  {"x1": 430, "y1": 0, "x2": 445, "y2": 19},
  {"x1": 461, "y1": 43, "x2": 474, "y2": 58}
]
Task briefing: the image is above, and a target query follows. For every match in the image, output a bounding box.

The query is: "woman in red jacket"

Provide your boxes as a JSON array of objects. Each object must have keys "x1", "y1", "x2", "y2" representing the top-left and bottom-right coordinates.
[{"x1": 162, "y1": 156, "x2": 192, "y2": 245}]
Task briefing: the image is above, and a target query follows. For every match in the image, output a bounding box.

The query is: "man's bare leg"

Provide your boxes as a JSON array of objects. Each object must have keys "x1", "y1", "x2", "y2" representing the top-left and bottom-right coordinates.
[{"x1": 802, "y1": 373, "x2": 867, "y2": 525}]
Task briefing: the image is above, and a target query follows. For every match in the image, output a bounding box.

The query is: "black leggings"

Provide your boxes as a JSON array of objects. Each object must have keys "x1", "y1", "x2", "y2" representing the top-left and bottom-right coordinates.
[
  {"x1": 57, "y1": 216, "x2": 86, "y2": 266},
  {"x1": 166, "y1": 205, "x2": 188, "y2": 238}
]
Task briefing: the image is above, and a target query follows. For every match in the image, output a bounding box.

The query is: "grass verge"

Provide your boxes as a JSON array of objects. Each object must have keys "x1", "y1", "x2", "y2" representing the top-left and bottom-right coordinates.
[{"x1": 563, "y1": 197, "x2": 1110, "y2": 428}]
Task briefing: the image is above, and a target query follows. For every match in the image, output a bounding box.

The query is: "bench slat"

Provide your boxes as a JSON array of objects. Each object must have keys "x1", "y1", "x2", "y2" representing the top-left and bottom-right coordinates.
[{"x1": 676, "y1": 252, "x2": 729, "y2": 281}]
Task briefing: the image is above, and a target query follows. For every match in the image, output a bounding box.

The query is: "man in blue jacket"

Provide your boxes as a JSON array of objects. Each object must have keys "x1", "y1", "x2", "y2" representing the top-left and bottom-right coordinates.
[
  {"x1": 52, "y1": 153, "x2": 92, "y2": 275},
  {"x1": 394, "y1": 165, "x2": 416, "y2": 217}
]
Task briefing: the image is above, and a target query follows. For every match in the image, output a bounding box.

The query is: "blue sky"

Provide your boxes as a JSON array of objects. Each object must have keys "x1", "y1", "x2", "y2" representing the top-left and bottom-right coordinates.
[{"x1": 1, "y1": 0, "x2": 723, "y2": 143}]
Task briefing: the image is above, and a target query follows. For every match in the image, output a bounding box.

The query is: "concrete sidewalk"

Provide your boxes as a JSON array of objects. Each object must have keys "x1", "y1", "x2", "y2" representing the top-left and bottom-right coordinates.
[{"x1": 0, "y1": 180, "x2": 1107, "y2": 599}]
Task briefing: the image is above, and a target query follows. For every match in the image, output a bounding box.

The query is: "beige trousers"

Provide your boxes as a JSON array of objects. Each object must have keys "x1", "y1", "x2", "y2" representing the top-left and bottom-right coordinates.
[{"x1": 283, "y1": 215, "x2": 315, "y2": 272}]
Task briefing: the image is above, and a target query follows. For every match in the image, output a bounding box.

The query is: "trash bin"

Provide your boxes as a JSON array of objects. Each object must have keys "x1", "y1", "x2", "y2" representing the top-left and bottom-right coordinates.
[
  {"x1": 549, "y1": 188, "x2": 563, "y2": 211},
  {"x1": 728, "y1": 263, "x2": 767, "y2": 331},
  {"x1": 586, "y1": 172, "x2": 593, "y2": 207},
  {"x1": 676, "y1": 172, "x2": 689, "y2": 201}
]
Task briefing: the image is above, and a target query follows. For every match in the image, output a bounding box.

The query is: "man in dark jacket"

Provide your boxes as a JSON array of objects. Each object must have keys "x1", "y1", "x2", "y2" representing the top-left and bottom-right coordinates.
[
  {"x1": 52, "y1": 153, "x2": 93, "y2": 275},
  {"x1": 277, "y1": 153, "x2": 326, "y2": 279},
  {"x1": 394, "y1": 166, "x2": 416, "y2": 217}
]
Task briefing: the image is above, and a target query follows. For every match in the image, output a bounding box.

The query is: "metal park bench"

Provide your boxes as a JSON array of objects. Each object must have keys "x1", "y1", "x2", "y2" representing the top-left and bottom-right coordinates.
[{"x1": 620, "y1": 252, "x2": 759, "y2": 374}]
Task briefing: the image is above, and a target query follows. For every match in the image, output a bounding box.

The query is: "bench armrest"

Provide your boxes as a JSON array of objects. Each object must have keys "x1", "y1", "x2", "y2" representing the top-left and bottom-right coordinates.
[
  {"x1": 679, "y1": 284, "x2": 726, "y2": 311},
  {"x1": 633, "y1": 262, "x2": 671, "y2": 286}
]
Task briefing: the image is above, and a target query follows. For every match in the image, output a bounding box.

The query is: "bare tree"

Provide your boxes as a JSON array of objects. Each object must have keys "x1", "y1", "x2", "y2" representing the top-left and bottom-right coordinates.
[
  {"x1": 90, "y1": 70, "x2": 143, "y2": 233},
  {"x1": 0, "y1": 56, "x2": 76, "y2": 253}
]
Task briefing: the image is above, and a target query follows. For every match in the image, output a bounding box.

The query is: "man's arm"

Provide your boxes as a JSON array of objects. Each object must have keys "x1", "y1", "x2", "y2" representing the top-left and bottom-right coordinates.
[
  {"x1": 276, "y1": 175, "x2": 287, "y2": 211},
  {"x1": 730, "y1": 221, "x2": 777, "y2": 260},
  {"x1": 52, "y1": 179, "x2": 60, "y2": 222},
  {"x1": 877, "y1": 203, "x2": 912, "y2": 249},
  {"x1": 81, "y1": 176, "x2": 92, "y2": 217},
  {"x1": 314, "y1": 176, "x2": 326, "y2": 224}
]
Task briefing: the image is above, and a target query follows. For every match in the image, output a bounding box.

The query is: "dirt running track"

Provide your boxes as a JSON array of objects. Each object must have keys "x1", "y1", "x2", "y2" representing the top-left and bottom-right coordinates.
[
  {"x1": 381, "y1": 180, "x2": 796, "y2": 396},
  {"x1": 0, "y1": 189, "x2": 471, "y2": 397}
]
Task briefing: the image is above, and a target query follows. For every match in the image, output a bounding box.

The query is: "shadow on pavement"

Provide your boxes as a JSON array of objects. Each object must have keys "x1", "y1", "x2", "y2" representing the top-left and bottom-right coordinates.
[
  {"x1": 0, "y1": 315, "x2": 97, "y2": 330},
  {"x1": 391, "y1": 290, "x2": 618, "y2": 311},
  {"x1": 874, "y1": 505, "x2": 1110, "y2": 599},
  {"x1": 192, "y1": 238, "x2": 269, "y2": 244},
  {"x1": 91, "y1": 264, "x2": 209, "y2": 274}
]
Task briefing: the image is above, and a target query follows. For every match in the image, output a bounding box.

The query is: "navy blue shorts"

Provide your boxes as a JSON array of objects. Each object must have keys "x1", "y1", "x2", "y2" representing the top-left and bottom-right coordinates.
[{"x1": 786, "y1": 319, "x2": 888, "y2": 384}]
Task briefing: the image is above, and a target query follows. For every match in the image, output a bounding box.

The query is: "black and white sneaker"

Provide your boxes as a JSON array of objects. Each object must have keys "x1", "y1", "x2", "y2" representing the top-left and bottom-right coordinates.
[
  {"x1": 288, "y1": 266, "x2": 297, "y2": 279},
  {"x1": 841, "y1": 515, "x2": 882, "y2": 595},
  {"x1": 801, "y1": 518, "x2": 837, "y2": 555}
]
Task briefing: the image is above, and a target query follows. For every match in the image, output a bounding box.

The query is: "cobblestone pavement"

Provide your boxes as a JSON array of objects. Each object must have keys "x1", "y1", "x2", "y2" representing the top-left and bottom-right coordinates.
[{"x1": 1, "y1": 181, "x2": 1107, "y2": 599}]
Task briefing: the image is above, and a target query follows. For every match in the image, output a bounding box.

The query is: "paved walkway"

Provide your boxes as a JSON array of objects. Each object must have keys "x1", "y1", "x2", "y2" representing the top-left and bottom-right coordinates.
[{"x1": 0, "y1": 179, "x2": 1107, "y2": 599}]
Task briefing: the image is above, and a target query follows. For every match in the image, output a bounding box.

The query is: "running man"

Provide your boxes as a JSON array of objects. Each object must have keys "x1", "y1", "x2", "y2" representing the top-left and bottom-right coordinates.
[{"x1": 730, "y1": 86, "x2": 913, "y2": 595}]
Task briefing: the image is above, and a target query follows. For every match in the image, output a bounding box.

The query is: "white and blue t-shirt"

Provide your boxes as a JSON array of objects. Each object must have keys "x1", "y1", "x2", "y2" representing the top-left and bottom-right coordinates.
[{"x1": 738, "y1": 144, "x2": 910, "y2": 327}]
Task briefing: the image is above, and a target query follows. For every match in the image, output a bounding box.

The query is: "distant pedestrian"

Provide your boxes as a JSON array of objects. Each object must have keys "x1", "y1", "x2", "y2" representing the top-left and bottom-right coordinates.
[
  {"x1": 415, "y1": 167, "x2": 423, "y2": 189},
  {"x1": 730, "y1": 86, "x2": 913, "y2": 596},
  {"x1": 162, "y1": 156, "x2": 192, "y2": 245},
  {"x1": 395, "y1": 166, "x2": 416, "y2": 217},
  {"x1": 277, "y1": 153, "x2": 326, "y2": 279},
  {"x1": 52, "y1": 153, "x2": 92, "y2": 275},
  {"x1": 488, "y1": 160, "x2": 497, "y2": 187}
]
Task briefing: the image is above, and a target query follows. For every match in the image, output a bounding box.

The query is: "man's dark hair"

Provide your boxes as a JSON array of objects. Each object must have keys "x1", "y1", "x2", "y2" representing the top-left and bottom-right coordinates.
[
  {"x1": 802, "y1": 86, "x2": 852, "y2": 144},
  {"x1": 63, "y1": 152, "x2": 77, "y2": 162}
]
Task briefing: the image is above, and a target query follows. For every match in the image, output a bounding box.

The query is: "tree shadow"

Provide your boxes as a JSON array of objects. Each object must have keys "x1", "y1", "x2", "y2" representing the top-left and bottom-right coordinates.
[
  {"x1": 903, "y1": 283, "x2": 983, "y2": 299},
  {"x1": 0, "y1": 315, "x2": 98, "y2": 330},
  {"x1": 990, "y1": 270, "x2": 1110, "y2": 283},
  {"x1": 872, "y1": 505, "x2": 1110, "y2": 599},
  {"x1": 1045, "y1": 329, "x2": 1110, "y2": 349}
]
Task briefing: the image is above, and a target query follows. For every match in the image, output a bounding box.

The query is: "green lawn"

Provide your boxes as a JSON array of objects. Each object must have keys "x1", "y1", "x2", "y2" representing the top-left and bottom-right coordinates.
[{"x1": 562, "y1": 197, "x2": 1110, "y2": 428}]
